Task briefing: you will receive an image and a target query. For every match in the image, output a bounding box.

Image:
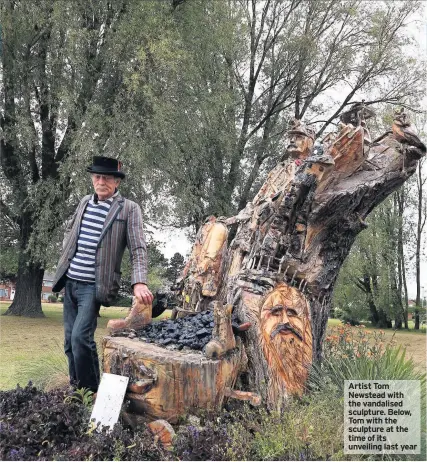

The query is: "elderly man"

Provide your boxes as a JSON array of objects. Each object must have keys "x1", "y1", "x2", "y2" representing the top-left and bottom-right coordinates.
[{"x1": 52, "y1": 156, "x2": 153, "y2": 392}]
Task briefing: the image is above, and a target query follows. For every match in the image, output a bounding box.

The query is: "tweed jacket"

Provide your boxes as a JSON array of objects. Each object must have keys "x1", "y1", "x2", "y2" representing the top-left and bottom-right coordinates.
[{"x1": 52, "y1": 193, "x2": 147, "y2": 306}]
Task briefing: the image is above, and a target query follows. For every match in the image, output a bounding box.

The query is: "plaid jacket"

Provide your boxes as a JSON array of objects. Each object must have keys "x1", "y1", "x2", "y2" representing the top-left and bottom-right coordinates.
[{"x1": 52, "y1": 193, "x2": 147, "y2": 306}]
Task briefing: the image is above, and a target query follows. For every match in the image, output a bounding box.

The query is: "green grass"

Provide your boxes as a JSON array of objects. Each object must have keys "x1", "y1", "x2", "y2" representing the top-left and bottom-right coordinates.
[
  {"x1": 1, "y1": 301, "x2": 425, "y2": 391},
  {"x1": 0, "y1": 301, "x2": 170, "y2": 390}
]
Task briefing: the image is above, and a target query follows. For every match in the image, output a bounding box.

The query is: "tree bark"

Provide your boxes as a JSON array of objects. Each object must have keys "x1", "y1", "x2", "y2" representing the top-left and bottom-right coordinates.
[
  {"x1": 176, "y1": 115, "x2": 425, "y2": 410},
  {"x1": 414, "y1": 160, "x2": 426, "y2": 329},
  {"x1": 396, "y1": 190, "x2": 409, "y2": 329},
  {"x1": 3, "y1": 257, "x2": 44, "y2": 317}
]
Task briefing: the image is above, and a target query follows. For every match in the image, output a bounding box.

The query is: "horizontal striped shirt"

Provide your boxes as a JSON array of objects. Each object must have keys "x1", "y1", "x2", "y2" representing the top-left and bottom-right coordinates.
[{"x1": 67, "y1": 193, "x2": 117, "y2": 282}]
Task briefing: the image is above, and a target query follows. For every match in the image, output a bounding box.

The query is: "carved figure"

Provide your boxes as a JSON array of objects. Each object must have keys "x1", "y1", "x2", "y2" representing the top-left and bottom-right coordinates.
[
  {"x1": 175, "y1": 216, "x2": 228, "y2": 315},
  {"x1": 259, "y1": 283, "x2": 312, "y2": 397},
  {"x1": 107, "y1": 297, "x2": 152, "y2": 331}
]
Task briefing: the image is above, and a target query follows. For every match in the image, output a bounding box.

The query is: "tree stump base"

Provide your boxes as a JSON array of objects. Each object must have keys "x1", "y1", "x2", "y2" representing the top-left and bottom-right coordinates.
[{"x1": 103, "y1": 336, "x2": 247, "y2": 423}]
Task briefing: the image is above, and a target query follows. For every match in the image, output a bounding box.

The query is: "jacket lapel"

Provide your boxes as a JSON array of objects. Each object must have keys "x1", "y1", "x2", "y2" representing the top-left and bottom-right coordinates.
[
  {"x1": 97, "y1": 194, "x2": 124, "y2": 245},
  {"x1": 74, "y1": 196, "x2": 91, "y2": 241}
]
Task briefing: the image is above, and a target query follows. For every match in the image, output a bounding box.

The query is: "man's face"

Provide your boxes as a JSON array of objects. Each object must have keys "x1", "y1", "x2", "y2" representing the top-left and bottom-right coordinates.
[
  {"x1": 286, "y1": 133, "x2": 313, "y2": 159},
  {"x1": 91, "y1": 174, "x2": 120, "y2": 200},
  {"x1": 260, "y1": 283, "x2": 312, "y2": 395}
]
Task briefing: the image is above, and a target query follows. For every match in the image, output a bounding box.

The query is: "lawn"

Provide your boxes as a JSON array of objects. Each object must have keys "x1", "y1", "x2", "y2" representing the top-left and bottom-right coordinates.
[
  {"x1": 1, "y1": 301, "x2": 425, "y2": 390},
  {"x1": 0, "y1": 301, "x2": 170, "y2": 390}
]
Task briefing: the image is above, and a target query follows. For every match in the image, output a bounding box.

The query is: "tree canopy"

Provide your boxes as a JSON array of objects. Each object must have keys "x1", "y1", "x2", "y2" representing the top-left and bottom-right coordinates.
[{"x1": 1, "y1": 0, "x2": 425, "y2": 316}]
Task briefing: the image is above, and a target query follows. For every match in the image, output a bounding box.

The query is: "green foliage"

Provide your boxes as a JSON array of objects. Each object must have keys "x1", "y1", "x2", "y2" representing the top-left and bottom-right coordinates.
[
  {"x1": 309, "y1": 324, "x2": 426, "y2": 396},
  {"x1": 173, "y1": 394, "x2": 344, "y2": 461},
  {"x1": 333, "y1": 193, "x2": 410, "y2": 327},
  {"x1": 0, "y1": 247, "x2": 19, "y2": 281},
  {"x1": 47, "y1": 294, "x2": 57, "y2": 303},
  {"x1": 165, "y1": 252, "x2": 185, "y2": 283},
  {"x1": 64, "y1": 388, "x2": 94, "y2": 408}
]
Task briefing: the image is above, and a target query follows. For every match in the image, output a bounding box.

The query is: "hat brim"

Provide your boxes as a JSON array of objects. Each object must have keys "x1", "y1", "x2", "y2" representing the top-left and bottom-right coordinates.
[
  {"x1": 87, "y1": 166, "x2": 125, "y2": 179},
  {"x1": 288, "y1": 130, "x2": 315, "y2": 140}
]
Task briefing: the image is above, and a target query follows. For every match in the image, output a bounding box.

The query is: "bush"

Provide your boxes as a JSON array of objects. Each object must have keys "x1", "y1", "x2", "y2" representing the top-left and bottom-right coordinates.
[
  {"x1": 113, "y1": 295, "x2": 133, "y2": 307},
  {"x1": 47, "y1": 294, "x2": 57, "y2": 303},
  {"x1": 173, "y1": 396, "x2": 345, "y2": 461},
  {"x1": 0, "y1": 383, "x2": 166, "y2": 461},
  {"x1": 309, "y1": 324, "x2": 426, "y2": 395}
]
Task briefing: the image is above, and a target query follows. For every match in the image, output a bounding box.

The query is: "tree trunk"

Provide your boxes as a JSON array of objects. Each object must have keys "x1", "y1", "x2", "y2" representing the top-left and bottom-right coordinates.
[
  {"x1": 396, "y1": 189, "x2": 409, "y2": 329},
  {"x1": 414, "y1": 160, "x2": 426, "y2": 330},
  {"x1": 175, "y1": 114, "x2": 424, "y2": 410},
  {"x1": 3, "y1": 256, "x2": 44, "y2": 317}
]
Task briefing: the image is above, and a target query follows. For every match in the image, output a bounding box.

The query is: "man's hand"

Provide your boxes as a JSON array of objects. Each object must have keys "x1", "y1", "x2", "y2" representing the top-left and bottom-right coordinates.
[{"x1": 133, "y1": 283, "x2": 154, "y2": 305}]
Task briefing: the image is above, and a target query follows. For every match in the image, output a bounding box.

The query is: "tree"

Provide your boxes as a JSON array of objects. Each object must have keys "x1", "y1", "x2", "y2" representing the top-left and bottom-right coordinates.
[
  {"x1": 124, "y1": 0, "x2": 424, "y2": 232},
  {"x1": 333, "y1": 197, "x2": 400, "y2": 328},
  {"x1": 0, "y1": 0, "x2": 176, "y2": 316},
  {"x1": 413, "y1": 157, "x2": 426, "y2": 329},
  {"x1": 165, "y1": 252, "x2": 185, "y2": 283}
]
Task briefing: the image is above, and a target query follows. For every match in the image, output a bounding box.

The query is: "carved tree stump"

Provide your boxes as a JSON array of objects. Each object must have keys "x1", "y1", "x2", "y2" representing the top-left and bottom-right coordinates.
[
  {"x1": 103, "y1": 335, "x2": 247, "y2": 423},
  {"x1": 174, "y1": 111, "x2": 426, "y2": 410},
  {"x1": 103, "y1": 109, "x2": 425, "y2": 418}
]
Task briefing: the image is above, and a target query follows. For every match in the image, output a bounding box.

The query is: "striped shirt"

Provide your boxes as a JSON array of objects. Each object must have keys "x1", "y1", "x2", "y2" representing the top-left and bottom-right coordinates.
[{"x1": 67, "y1": 192, "x2": 117, "y2": 282}]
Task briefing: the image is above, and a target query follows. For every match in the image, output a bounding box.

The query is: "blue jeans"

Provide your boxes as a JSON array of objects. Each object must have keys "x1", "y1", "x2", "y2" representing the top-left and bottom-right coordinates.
[{"x1": 63, "y1": 278, "x2": 101, "y2": 392}]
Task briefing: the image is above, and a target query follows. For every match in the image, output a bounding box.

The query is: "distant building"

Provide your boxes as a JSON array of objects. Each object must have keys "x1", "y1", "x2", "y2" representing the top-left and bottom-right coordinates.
[
  {"x1": 0, "y1": 281, "x2": 15, "y2": 301},
  {"x1": 0, "y1": 272, "x2": 63, "y2": 302},
  {"x1": 42, "y1": 272, "x2": 64, "y2": 301}
]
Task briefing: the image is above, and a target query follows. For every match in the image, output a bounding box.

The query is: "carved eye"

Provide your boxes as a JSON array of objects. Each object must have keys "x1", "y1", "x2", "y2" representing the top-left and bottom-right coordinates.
[
  {"x1": 286, "y1": 308, "x2": 298, "y2": 317},
  {"x1": 270, "y1": 305, "x2": 284, "y2": 316}
]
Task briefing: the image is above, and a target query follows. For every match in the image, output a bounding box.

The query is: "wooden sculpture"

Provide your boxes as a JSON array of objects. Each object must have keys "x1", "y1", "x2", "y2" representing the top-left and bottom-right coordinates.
[
  {"x1": 104, "y1": 106, "x2": 425, "y2": 418},
  {"x1": 174, "y1": 216, "x2": 228, "y2": 316},
  {"x1": 107, "y1": 297, "x2": 152, "y2": 331},
  {"x1": 173, "y1": 106, "x2": 426, "y2": 409}
]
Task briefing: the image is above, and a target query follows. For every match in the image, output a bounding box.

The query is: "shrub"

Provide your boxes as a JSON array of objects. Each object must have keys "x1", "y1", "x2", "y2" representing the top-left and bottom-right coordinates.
[
  {"x1": 173, "y1": 396, "x2": 346, "y2": 461},
  {"x1": 47, "y1": 294, "x2": 57, "y2": 303},
  {"x1": 173, "y1": 412, "x2": 252, "y2": 460},
  {"x1": 0, "y1": 383, "x2": 166, "y2": 461},
  {"x1": 309, "y1": 324, "x2": 426, "y2": 396}
]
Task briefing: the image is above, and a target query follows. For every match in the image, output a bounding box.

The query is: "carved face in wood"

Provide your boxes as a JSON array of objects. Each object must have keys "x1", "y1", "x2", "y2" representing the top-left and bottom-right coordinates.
[
  {"x1": 286, "y1": 133, "x2": 314, "y2": 160},
  {"x1": 260, "y1": 282, "x2": 312, "y2": 395}
]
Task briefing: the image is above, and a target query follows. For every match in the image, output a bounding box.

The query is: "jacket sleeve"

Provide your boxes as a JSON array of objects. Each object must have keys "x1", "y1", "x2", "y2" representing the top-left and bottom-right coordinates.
[{"x1": 126, "y1": 202, "x2": 148, "y2": 285}]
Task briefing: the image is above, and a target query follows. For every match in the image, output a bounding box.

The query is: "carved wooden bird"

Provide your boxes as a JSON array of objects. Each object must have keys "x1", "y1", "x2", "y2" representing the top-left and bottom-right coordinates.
[{"x1": 392, "y1": 109, "x2": 426, "y2": 153}]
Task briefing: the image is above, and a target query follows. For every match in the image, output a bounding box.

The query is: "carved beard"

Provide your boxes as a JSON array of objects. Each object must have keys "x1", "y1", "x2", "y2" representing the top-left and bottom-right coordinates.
[{"x1": 261, "y1": 320, "x2": 312, "y2": 398}]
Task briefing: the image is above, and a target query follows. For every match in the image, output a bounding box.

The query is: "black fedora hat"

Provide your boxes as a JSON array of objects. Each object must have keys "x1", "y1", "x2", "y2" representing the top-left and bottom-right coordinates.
[{"x1": 87, "y1": 156, "x2": 125, "y2": 178}]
